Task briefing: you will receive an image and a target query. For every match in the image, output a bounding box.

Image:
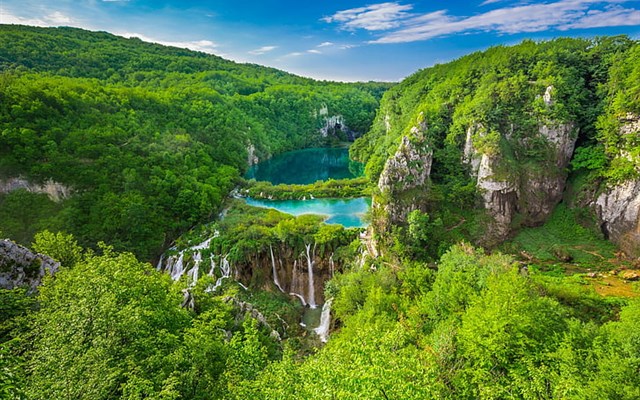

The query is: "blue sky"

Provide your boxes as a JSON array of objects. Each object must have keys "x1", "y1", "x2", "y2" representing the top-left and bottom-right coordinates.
[{"x1": 1, "y1": 0, "x2": 639, "y2": 81}]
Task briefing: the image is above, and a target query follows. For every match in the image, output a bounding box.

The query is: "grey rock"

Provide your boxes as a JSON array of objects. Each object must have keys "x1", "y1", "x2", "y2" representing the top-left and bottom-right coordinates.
[{"x1": 0, "y1": 239, "x2": 60, "y2": 291}]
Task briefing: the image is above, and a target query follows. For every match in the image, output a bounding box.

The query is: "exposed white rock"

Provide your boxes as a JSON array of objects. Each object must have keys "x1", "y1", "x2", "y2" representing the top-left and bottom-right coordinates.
[
  {"x1": 0, "y1": 177, "x2": 71, "y2": 202},
  {"x1": 378, "y1": 135, "x2": 432, "y2": 194},
  {"x1": 247, "y1": 142, "x2": 259, "y2": 167},
  {"x1": 0, "y1": 239, "x2": 59, "y2": 291},
  {"x1": 543, "y1": 85, "x2": 554, "y2": 106},
  {"x1": 595, "y1": 179, "x2": 640, "y2": 257},
  {"x1": 620, "y1": 113, "x2": 640, "y2": 136},
  {"x1": 384, "y1": 113, "x2": 391, "y2": 133},
  {"x1": 463, "y1": 124, "x2": 483, "y2": 177}
]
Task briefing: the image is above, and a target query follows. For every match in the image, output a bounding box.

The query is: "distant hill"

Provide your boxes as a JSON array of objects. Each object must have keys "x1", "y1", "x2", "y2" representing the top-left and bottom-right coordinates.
[{"x1": 0, "y1": 25, "x2": 391, "y2": 259}]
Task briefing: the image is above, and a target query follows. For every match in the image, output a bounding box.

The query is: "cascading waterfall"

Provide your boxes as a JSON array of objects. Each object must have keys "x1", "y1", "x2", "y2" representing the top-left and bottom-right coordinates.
[
  {"x1": 305, "y1": 243, "x2": 317, "y2": 309},
  {"x1": 206, "y1": 254, "x2": 231, "y2": 292},
  {"x1": 270, "y1": 245, "x2": 285, "y2": 293},
  {"x1": 314, "y1": 298, "x2": 333, "y2": 343},
  {"x1": 289, "y1": 259, "x2": 307, "y2": 306}
]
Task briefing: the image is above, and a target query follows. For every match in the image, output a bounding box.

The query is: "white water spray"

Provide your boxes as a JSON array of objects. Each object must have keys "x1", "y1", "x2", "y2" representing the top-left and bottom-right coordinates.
[
  {"x1": 305, "y1": 243, "x2": 316, "y2": 309},
  {"x1": 314, "y1": 298, "x2": 333, "y2": 343},
  {"x1": 270, "y1": 245, "x2": 285, "y2": 293}
]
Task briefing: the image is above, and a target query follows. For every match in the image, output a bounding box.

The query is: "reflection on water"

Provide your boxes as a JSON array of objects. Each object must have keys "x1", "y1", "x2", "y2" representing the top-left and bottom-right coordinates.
[{"x1": 246, "y1": 147, "x2": 363, "y2": 185}]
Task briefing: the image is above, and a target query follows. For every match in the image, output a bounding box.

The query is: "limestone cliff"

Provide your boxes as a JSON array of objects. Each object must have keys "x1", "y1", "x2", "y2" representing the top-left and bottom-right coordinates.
[
  {"x1": 374, "y1": 114, "x2": 433, "y2": 231},
  {"x1": 593, "y1": 113, "x2": 640, "y2": 257},
  {"x1": 463, "y1": 87, "x2": 577, "y2": 243},
  {"x1": 0, "y1": 177, "x2": 71, "y2": 202},
  {"x1": 0, "y1": 239, "x2": 59, "y2": 291}
]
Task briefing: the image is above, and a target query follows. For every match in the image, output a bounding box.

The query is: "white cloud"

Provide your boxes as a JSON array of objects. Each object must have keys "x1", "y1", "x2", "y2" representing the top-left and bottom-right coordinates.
[
  {"x1": 0, "y1": 8, "x2": 74, "y2": 27},
  {"x1": 317, "y1": 41, "x2": 334, "y2": 47},
  {"x1": 561, "y1": 6, "x2": 640, "y2": 29},
  {"x1": 118, "y1": 32, "x2": 219, "y2": 53},
  {"x1": 248, "y1": 45, "x2": 278, "y2": 55},
  {"x1": 322, "y1": 2, "x2": 414, "y2": 31},
  {"x1": 324, "y1": 1, "x2": 640, "y2": 44},
  {"x1": 307, "y1": 49, "x2": 322, "y2": 54}
]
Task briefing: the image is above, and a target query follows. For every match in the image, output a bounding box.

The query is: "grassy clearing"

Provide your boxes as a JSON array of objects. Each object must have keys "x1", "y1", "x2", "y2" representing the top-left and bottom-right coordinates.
[{"x1": 505, "y1": 203, "x2": 619, "y2": 269}]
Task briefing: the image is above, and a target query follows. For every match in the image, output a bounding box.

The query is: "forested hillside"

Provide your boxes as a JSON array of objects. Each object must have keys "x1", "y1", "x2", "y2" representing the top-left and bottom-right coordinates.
[
  {"x1": 1, "y1": 30, "x2": 640, "y2": 400},
  {"x1": 351, "y1": 36, "x2": 640, "y2": 258},
  {"x1": 0, "y1": 25, "x2": 389, "y2": 259}
]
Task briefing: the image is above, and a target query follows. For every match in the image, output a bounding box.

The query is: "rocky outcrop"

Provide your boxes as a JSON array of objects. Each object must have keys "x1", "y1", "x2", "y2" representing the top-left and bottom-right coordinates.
[
  {"x1": 593, "y1": 113, "x2": 640, "y2": 257},
  {"x1": 595, "y1": 180, "x2": 640, "y2": 257},
  {"x1": 378, "y1": 135, "x2": 432, "y2": 194},
  {"x1": 317, "y1": 104, "x2": 354, "y2": 140},
  {"x1": 464, "y1": 87, "x2": 577, "y2": 243},
  {"x1": 0, "y1": 177, "x2": 71, "y2": 202},
  {"x1": 374, "y1": 116, "x2": 433, "y2": 231},
  {"x1": 0, "y1": 239, "x2": 59, "y2": 291},
  {"x1": 247, "y1": 142, "x2": 259, "y2": 167}
]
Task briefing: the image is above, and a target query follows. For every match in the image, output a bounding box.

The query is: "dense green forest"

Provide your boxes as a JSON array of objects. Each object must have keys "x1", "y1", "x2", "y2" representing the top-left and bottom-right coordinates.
[
  {"x1": 0, "y1": 25, "x2": 389, "y2": 259},
  {"x1": 1, "y1": 27, "x2": 640, "y2": 400},
  {"x1": 351, "y1": 36, "x2": 640, "y2": 258}
]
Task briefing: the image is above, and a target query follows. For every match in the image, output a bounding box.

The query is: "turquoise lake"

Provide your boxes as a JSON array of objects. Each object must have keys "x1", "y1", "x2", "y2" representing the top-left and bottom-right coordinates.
[
  {"x1": 246, "y1": 147, "x2": 363, "y2": 185},
  {"x1": 244, "y1": 148, "x2": 370, "y2": 228},
  {"x1": 245, "y1": 197, "x2": 371, "y2": 228}
]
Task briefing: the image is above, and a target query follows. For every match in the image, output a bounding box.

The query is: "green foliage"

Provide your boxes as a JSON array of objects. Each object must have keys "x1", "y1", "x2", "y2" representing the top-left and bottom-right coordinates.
[
  {"x1": 0, "y1": 190, "x2": 62, "y2": 246},
  {"x1": 0, "y1": 25, "x2": 387, "y2": 260},
  {"x1": 31, "y1": 230, "x2": 83, "y2": 267},
  {"x1": 243, "y1": 176, "x2": 370, "y2": 200}
]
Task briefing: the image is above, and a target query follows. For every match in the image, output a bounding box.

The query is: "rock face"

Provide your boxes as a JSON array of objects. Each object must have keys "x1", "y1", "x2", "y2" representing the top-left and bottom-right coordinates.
[
  {"x1": 317, "y1": 104, "x2": 353, "y2": 140},
  {"x1": 0, "y1": 177, "x2": 71, "y2": 202},
  {"x1": 378, "y1": 135, "x2": 432, "y2": 195},
  {"x1": 595, "y1": 180, "x2": 640, "y2": 257},
  {"x1": 464, "y1": 87, "x2": 577, "y2": 243},
  {"x1": 247, "y1": 142, "x2": 259, "y2": 167},
  {"x1": 374, "y1": 113, "x2": 433, "y2": 229},
  {"x1": 0, "y1": 239, "x2": 59, "y2": 291},
  {"x1": 593, "y1": 113, "x2": 640, "y2": 258}
]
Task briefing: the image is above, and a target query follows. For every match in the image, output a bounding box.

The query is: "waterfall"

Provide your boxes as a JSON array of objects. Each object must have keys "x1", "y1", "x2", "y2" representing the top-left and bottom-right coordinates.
[
  {"x1": 170, "y1": 253, "x2": 185, "y2": 281},
  {"x1": 289, "y1": 292, "x2": 307, "y2": 306},
  {"x1": 329, "y1": 252, "x2": 335, "y2": 278},
  {"x1": 314, "y1": 298, "x2": 333, "y2": 343},
  {"x1": 305, "y1": 243, "x2": 316, "y2": 309},
  {"x1": 159, "y1": 237, "x2": 213, "y2": 283},
  {"x1": 156, "y1": 254, "x2": 164, "y2": 271},
  {"x1": 270, "y1": 245, "x2": 284, "y2": 293},
  {"x1": 208, "y1": 254, "x2": 231, "y2": 291}
]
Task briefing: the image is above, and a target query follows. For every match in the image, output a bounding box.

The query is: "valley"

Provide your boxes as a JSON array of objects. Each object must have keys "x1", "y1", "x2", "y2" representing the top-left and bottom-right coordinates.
[{"x1": 1, "y1": 25, "x2": 639, "y2": 400}]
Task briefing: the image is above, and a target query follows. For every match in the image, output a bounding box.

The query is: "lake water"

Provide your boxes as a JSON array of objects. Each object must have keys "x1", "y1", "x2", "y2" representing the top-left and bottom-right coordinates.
[
  {"x1": 244, "y1": 148, "x2": 370, "y2": 228},
  {"x1": 245, "y1": 197, "x2": 371, "y2": 228},
  {"x1": 246, "y1": 147, "x2": 363, "y2": 185}
]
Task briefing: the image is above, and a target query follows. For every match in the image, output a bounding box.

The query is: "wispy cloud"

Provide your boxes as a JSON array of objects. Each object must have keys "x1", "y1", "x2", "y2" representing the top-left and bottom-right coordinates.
[
  {"x1": 248, "y1": 45, "x2": 278, "y2": 55},
  {"x1": 307, "y1": 49, "x2": 322, "y2": 54},
  {"x1": 322, "y1": 2, "x2": 413, "y2": 31},
  {"x1": 324, "y1": 0, "x2": 640, "y2": 44},
  {"x1": 119, "y1": 32, "x2": 219, "y2": 53},
  {"x1": 317, "y1": 41, "x2": 334, "y2": 47},
  {"x1": 0, "y1": 8, "x2": 75, "y2": 27}
]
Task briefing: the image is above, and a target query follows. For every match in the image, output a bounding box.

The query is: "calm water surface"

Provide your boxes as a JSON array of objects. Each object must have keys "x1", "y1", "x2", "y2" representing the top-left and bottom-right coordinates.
[
  {"x1": 246, "y1": 147, "x2": 362, "y2": 185},
  {"x1": 244, "y1": 148, "x2": 370, "y2": 228},
  {"x1": 245, "y1": 197, "x2": 370, "y2": 228}
]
